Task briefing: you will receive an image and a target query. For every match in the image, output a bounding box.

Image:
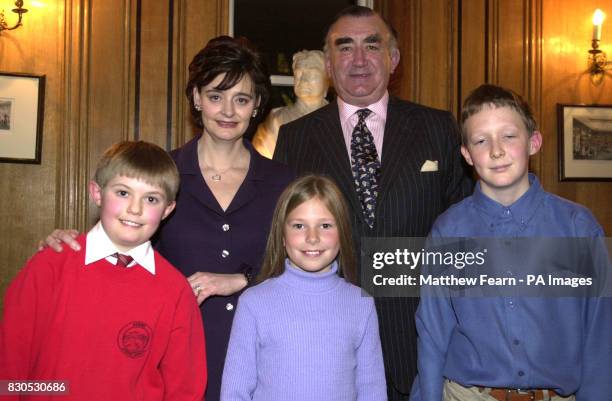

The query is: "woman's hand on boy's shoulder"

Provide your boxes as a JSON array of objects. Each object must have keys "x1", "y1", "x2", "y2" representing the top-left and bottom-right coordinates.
[{"x1": 38, "y1": 229, "x2": 80, "y2": 252}]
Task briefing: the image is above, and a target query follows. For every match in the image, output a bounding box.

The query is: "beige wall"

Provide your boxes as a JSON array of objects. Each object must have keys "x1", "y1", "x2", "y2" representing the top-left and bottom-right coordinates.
[{"x1": 1, "y1": 0, "x2": 611, "y2": 309}]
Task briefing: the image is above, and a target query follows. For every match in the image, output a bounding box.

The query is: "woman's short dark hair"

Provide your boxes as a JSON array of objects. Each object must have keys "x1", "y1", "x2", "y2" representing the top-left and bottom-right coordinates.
[{"x1": 185, "y1": 36, "x2": 271, "y2": 129}]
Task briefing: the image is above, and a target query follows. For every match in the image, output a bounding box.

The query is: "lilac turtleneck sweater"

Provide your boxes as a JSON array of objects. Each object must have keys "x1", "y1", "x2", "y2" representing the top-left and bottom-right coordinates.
[{"x1": 220, "y1": 260, "x2": 387, "y2": 401}]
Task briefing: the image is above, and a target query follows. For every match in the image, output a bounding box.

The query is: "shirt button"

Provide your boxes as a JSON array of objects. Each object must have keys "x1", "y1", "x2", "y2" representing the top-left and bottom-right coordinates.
[
  {"x1": 513, "y1": 339, "x2": 520, "y2": 345},
  {"x1": 225, "y1": 302, "x2": 234, "y2": 311},
  {"x1": 222, "y1": 224, "x2": 230, "y2": 232},
  {"x1": 518, "y1": 370, "x2": 525, "y2": 377},
  {"x1": 221, "y1": 250, "x2": 230, "y2": 258}
]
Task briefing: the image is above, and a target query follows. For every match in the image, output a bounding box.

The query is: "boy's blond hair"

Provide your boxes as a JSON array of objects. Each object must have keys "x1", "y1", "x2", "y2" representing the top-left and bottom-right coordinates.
[
  {"x1": 94, "y1": 141, "x2": 179, "y2": 202},
  {"x1": 460, "y1": 84, "x2": 537, "y2": 145}
]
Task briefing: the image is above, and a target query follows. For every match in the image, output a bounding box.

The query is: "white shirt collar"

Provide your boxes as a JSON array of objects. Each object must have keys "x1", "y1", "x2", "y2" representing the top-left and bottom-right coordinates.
[{"x1": 85, "y1": 222, "x2": 156, "y2": 275}]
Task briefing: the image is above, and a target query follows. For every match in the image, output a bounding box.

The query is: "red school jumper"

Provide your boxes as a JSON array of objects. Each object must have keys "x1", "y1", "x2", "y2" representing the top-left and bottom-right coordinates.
[{"x1": 0, "y1": 235, "x2": 207, "y2": 401}]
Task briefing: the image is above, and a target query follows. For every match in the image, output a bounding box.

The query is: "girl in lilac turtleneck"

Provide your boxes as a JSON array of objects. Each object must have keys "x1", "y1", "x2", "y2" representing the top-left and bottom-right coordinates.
[{"x1": 221, "y1": 175, "x2": 387, "y2": 401}]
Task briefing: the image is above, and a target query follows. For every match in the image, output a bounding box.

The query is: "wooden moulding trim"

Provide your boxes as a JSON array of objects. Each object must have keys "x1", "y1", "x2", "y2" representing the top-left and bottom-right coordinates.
[
  {"x1": 529, "y1": 0, "x2": 544, "y2": 178},
  {"x1": 411, "y1": 0, "x2": 422, "y2": 103},
  {"x1": 58, "y1": 0, "x2": 91, "y2": 231},
  {"x1": 131, "y1": 0, "x2": 143, "y2": 141},
  {"x1": 169, "y1": 0, "x2": 183, "y2": 149},
  {"x1": 486, "y1": 0, "x2": 500, "y2": 84},
  {"x1": 218, "y1": 0, "x2": 230, "y2": 37},
  {"x1": 121, "y1": 0, "x2": 136, "y2": 142},
  {"x1": 447, "y1": 0, "x2": 458, "y2": 114}
]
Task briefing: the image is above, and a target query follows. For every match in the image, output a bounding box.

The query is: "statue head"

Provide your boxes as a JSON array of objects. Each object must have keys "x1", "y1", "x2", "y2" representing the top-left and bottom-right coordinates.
[{"x1": 292, "y1": 50, "x2": 329, "y2": 102}]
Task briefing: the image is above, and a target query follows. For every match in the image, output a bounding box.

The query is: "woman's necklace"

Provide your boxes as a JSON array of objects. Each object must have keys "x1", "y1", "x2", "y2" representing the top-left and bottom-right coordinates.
[
  {"x1": 208, "y1": 166, "x2": 232, "y2": 181},
  {"x1": 199, "y1": 140, "x2": 249, "y2": 182}
]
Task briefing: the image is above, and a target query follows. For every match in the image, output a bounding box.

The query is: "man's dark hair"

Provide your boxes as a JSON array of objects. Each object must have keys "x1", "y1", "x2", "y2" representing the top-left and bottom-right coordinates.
[{"x1": 324, "y1": 5, "x2": 398, "y2": 50}]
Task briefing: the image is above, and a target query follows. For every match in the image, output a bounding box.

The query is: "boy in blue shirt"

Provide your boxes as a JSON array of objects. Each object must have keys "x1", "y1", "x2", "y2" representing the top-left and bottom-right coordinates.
[{"x1": 410, "y1": 84, "x2": 611, "y2": 401}]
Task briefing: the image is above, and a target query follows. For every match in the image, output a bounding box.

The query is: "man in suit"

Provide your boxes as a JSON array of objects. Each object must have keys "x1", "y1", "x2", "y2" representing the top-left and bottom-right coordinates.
[{"x1": 273, "y1": 5, "x2": 472, "y2": 400}]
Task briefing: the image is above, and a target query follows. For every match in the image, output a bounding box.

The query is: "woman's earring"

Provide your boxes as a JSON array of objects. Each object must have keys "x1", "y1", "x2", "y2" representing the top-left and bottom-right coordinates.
[
  {"x1": 252, "y1": 109, "x2": 258, "y2": 118},
  {"x1": 195, "y1": 104, "x2": 202, "y2": 111}
]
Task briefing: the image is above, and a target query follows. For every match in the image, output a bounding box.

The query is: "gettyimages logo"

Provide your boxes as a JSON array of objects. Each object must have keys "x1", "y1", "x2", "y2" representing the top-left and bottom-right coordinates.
[{"x1": 360, "y1": 237, "x2": 611, "y2": 298}]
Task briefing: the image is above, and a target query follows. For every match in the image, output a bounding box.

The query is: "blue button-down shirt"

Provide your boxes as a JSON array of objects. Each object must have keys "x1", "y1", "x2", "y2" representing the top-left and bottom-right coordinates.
[{"x1": 410, "y1": 174, "x2": 611, "y2": 401}]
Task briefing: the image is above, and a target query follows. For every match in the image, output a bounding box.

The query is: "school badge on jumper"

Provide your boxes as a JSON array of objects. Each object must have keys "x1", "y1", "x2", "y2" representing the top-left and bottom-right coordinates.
[{"x1": 117, "y1": 321, "x2": 153, "y2": 358}]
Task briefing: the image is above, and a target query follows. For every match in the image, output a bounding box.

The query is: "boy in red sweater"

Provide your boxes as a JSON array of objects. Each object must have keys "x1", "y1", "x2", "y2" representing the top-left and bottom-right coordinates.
[{"x1": 0, "y1": 141, "x2": 206, "y2": 401}]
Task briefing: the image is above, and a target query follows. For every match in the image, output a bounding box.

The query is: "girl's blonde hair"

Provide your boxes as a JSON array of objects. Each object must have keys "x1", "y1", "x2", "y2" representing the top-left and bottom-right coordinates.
[{"x1": 257, "y1": 175, "x2": 356, "y2": 284}]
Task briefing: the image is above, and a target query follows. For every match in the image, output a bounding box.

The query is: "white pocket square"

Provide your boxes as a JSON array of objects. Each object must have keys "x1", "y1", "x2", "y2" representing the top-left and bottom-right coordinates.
[{"x1": 420, "y1": 160, "x2": 439, "y2": 172}]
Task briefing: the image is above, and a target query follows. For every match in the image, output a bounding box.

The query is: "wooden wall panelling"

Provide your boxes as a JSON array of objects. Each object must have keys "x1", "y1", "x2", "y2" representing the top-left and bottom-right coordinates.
[
  {"x1": 540, "y1": 0, "x2": 611, "y2": 233},
  {"x1": 462, "y1": 0, "x2": 533, "y2": 98},
  {"x1": 406, "y1": 0, "x2": 421, "y2": 103},
  {"x1": 57, "y1": 0, "x2": 150, "y2": 229},
  {"x1": 58, "y1": 0, "x2": 91, "y2": 233},
  {"x1": 216, "y1": 0, "x2": 231, "y2": 37},
  {"x1": 169, "y1": 0, "x2": 188, "y2": 149},
  {"x1": 56, "y1": 0, "x2": 228, "y2": 234},
  {"x1": 458, "y1": 0, "x2": 610, "y2": 230},
  {"x1": 173, "y1": 0, "x2": 227, "y2": 148},
  {"x1": 485, "y1": 0, "x2": 499, "y2": 84},
  {"x1": 126, "y1": 0, "x2": 138, "y2": 143},
  {"x1": 81, "y1": 0, "x2": 135, "y2": 225},
  {"x1": 459, "y1": 0, "x2": 486, "y2": 108},
  {"x1": 458, "y1": 0, "x2": 544, "y2": 174},
  {"x1": 485, "y1": 0, "x2": 544, "y2": 177},
  {"x1": 414, "y1": 0, "x2": 457, "y2": 111},
  {"x1": 449, "y1": 0, "x2": 460, "y2": 116},
  {"x1": 0, "y1": 0, "x2": 64, "y2": 312},
  {"x1": 379, "y1": 0, "x2": 457, "y2": 112},
  {"x1": 495, "y1": 0, "x2": 528, "y2": 92},
  {"x1": 172, "y1": 0, "x2": 191, "y2": 148},
  {"x1": 526, "y1": 0, "x2": 543, "y2": 177},
  {"x1": 1, "y1": 0, "x2": 229, "y2": 310},
  {"x1": 138, "y1": 0, "x2": 171, "y2": 147},
  {"x1": 377, "y1": 0, "x2": 413, "y2": 101}
]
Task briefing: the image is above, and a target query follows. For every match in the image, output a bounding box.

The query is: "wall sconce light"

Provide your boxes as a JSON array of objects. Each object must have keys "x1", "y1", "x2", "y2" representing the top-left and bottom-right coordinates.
[
  {"x1": 0, "y1": 0, "x2": 28, "y2": 34},
  {"x1": 589, "y1": 9, "x2": 612, "y2": 85}
]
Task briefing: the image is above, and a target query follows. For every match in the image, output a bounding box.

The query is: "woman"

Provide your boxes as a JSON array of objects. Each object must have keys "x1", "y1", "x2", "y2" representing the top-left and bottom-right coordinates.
[
  {"x1": 158, "y1": 35, "x2": 295, "y2": 401},
  {"x1": 42, "y1": 36, "x2": 295, "y2": 401}
]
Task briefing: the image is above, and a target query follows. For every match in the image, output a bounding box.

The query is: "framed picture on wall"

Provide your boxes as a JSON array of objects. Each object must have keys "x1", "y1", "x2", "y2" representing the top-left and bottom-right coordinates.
[
  {"x1": 557, "y1": 104, "x2": 612, "y2": 181},
  {"x1": 0, "y1": 72, "x2": 46, "y2": 164}
]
